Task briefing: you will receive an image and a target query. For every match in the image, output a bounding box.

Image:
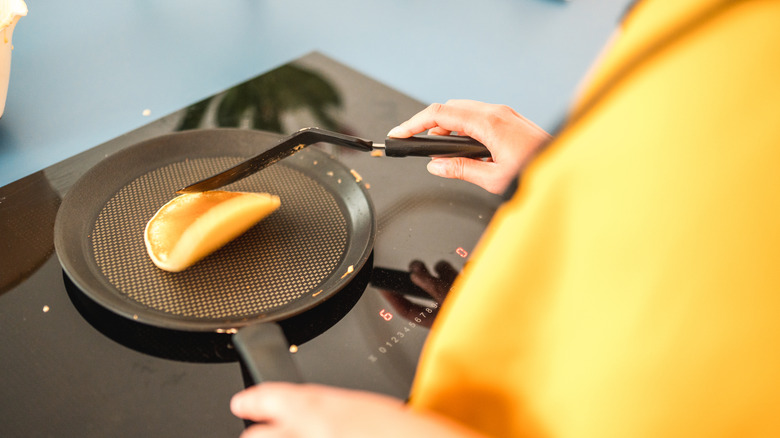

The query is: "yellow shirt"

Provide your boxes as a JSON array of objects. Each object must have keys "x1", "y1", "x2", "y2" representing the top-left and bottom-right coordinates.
[{"x1": 409, "y1": 1, "x2": 780, "y2": 437}]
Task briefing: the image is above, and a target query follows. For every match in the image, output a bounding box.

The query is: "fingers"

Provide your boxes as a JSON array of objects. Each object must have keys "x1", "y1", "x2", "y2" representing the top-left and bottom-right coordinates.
[
  {"x1": 434, "y1": 260, "x2": 459, "y2": 285},
  {"x1": 385, "y1": 103, "x2": 443, "y2": 138},
  {"x1": 240, "y1": 423, "x2": 284, "y2": 438},
  {"x1": 409, "y1": 260, "x2": 434, "y2": 288},
  {"x1": 231, "y1": 382, "x2": 486, "y2": 438},
  {"x1": 427, "y1": 156, "x2": 492, "y2": 180},
  {"x1": 232, "y1": 383, "x2": 414, "y2": 438},
  {"x1": 409, "y1": 260, "x2": 458, "y2": 302},
  {"x1": 387, "y1": 100, "x2": 493, "y2": 141},
  {"x1": 388, "y1": 99, "x2": 551, "y2": 193},
  {"x1": 409, "y1": 261, "x2": 445, "y2": 299},
  {"x1": 231, "y1": 382, "x2": 300, "y2": 424},
  {"x1": 427, "y1": 157, "x2": 511, "y2": 195},
  {"x1": 427, "y1": 126, "x2": 453, "y2": 136}
]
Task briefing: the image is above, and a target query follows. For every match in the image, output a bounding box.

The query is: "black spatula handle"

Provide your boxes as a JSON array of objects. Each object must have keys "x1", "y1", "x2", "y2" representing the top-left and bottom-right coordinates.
[{"x1": 383, "y1": 135, "x2": 490, "y2": 158}]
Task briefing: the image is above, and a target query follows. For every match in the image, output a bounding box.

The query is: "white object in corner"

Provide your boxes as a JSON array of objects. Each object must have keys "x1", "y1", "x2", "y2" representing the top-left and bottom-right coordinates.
[{"x1": 0, "y1": 0, "x2": 28, "y2": 118}]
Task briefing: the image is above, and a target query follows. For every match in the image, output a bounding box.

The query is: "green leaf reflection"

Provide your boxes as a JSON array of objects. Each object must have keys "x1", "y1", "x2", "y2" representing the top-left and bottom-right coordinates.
[{"x1": 177, "y1": 64, "x2": 342, "y2": 133}]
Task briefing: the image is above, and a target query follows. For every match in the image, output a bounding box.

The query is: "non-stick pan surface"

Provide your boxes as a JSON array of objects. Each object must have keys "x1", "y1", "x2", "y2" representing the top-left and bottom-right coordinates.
[{"x1": 54, "y1": 129, "x2": 375, "y2": 333}]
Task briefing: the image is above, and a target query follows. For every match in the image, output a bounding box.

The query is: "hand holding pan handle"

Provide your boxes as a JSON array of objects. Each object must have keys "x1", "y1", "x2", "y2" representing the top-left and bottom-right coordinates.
[{"x1": 233, "y1": 323, "x2": 304, "y2": 383}]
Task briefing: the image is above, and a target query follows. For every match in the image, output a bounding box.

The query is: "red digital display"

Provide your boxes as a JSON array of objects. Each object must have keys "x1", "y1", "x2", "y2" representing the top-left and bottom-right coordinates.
[{"x1": 379, "y1": 309, "x2": 393, "y2": 321}]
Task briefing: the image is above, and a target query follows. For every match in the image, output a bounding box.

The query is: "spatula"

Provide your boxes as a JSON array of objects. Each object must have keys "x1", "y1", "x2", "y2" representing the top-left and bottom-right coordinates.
[{"x1": 176, "y1": 127, "x2": 489, "y2": 194}]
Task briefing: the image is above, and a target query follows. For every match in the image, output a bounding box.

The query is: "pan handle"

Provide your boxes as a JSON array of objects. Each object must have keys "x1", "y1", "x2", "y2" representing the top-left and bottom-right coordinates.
[{"x1": 233, "y1": 323, "x2": 304, "y2": 383}]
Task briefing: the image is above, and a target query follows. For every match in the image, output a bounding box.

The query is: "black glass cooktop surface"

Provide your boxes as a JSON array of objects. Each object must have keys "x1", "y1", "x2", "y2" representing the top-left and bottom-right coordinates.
[{"x1": 0, "y1": 52, "x2": 501, "y2": 437}]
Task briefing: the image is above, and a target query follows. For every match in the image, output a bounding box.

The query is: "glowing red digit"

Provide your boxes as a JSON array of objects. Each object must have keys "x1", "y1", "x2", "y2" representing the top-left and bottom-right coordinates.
[{"x1": 379, "y1": 309, "x2": 393, "y2": 321}]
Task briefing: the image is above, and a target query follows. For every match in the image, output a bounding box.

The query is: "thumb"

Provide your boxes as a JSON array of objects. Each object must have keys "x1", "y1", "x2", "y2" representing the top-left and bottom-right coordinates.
[{"x1": 427, "y1": 158, "x2": 504, "y2": 194}]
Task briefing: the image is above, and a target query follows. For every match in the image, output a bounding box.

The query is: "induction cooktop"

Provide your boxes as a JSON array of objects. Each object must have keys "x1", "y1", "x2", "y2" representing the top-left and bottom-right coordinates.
[{"x1": 0, "y1": 52, "x2": 501, "y2": 437}]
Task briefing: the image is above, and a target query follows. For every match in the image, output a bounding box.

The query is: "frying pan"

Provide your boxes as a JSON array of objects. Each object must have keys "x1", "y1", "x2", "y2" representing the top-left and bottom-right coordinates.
[{"x1": 54, "y1": 128, "x2": 376, "y2": 383}]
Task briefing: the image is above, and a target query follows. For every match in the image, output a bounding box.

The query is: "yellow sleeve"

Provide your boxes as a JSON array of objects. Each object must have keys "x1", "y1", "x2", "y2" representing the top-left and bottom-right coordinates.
[{"x1": 409, "y1": 1, "x2": 780, "y2": 437}]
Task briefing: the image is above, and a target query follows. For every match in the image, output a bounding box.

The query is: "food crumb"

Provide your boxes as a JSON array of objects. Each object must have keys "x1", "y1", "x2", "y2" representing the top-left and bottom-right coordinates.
[
  {"x1": 350, "y1": 169, "x2": 363, "y2": 183},
  {"x1": 216, "y1": 328, "x2": 238, "y2": 334},
  {"x1": 370, "y1": 150, "x2": 383, "y2": 157},
  {"x1": 326, "y1": 171, "x2": 334, "y2": 177},
  {"x1": 42, "y1": 305, "x2": 50, "y2": 313},
  {"x1": 142, "y1": 109, "x2": 151, "y2": 116},
  {"x1": 341, "y1": 265, "x2": 355, "y2": 279},
  {"x1": 289, "y1": 345, "x2": 299, "y2": 354},
  {"x1": 365, "y1": 183, "x2": 371, "y2": 189}
]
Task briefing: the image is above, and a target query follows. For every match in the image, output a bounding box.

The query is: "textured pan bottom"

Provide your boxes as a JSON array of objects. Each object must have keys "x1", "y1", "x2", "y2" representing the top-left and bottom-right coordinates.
[{"x1": 91, "y1": 157, "x2": 348, "y2": 320}]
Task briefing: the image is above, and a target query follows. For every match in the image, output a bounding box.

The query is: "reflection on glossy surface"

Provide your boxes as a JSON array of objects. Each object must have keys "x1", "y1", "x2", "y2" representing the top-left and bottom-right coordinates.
[
  {"x1": 177, "y1": 64, "x2": 343, "y2": 133},
  {"x1": 63, "y1": 252, "x2": 371, "y2": 363},
  {"x1": 371, "y1": 260, "x2": 457, "y2": 329},
  {"x1": 64, "y1": 272, "x2": 238, "y2": 363},
  {"x1": 0, "y1": 171, "x2": 60, "y2": 294}
]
